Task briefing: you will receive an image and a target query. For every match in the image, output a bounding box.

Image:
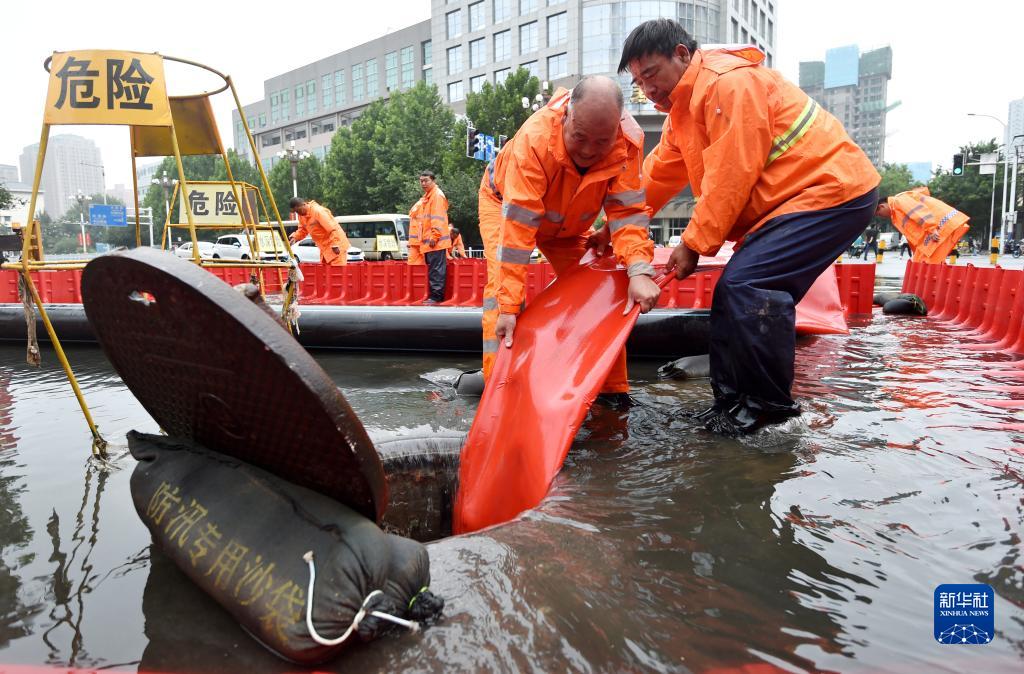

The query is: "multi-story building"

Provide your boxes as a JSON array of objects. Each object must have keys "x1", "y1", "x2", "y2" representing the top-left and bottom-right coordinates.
[
  {"x1": 19, "y1": 135, "x2": 105, "y2": 219},
  {"x1": 234, "y1": 0, "x2": 777, "y2": 239},
  {"x1": 0, "y1": 182, "x2": 45, "y2": 232},
  {"x1": 798, "y1": 45, "x2": 893, "y2": 167},
  {"x1": 0, "y1": 165, "x2": 18, "y2": 186}
]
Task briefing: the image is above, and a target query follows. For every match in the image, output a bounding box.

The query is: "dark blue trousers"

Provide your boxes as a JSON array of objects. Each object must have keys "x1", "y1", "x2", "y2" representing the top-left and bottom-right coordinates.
[
  {"x1": 710, "y1": 187, "x2": 878, "y2": 417},
  {"x1": 425, "y1": 249, "x2": 448, "y2": 302}
]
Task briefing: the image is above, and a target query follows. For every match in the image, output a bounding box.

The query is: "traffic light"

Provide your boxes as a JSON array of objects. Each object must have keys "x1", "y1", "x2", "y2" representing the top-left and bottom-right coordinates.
[
  {"x1": 497, "y1": 135, "x2": 508, "y2": 151},
  {"x1": 952, "y1": 153, "x2": 965, "y2": 176},
  {"x1": 474, "y1": 134, "x2": 487, "y2": 156},
  {"x1": 465, "y1": 126, "x2": 478, "y2": 159}
]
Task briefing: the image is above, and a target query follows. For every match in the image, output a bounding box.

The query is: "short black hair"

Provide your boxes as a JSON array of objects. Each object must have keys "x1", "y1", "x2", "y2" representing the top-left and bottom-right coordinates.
[
  {"x1": 288, "y1": 197, "x2": 306, "y2": 209},
  {"x1": 877, "y1": 196, "x2": 889, "y2": 206},
  {"x1": 419, "y1": 170, "x2": 436, "y2": 179},
  {"x1": 617, "y1": 18, "x2": 698, "y2": 73},
  {"x1": 450, "y1": 226, "x2": 460, "y2": 236}
]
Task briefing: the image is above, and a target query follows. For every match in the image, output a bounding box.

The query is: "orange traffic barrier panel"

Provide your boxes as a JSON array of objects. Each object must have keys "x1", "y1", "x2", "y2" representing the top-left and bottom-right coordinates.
[
  {"x1": 934, "y1": 265, "x2": 968, "y2": 321},
  {"x1": 963, "y1": 267, "x2": 1005, "y2": 334},
  {"x1": 966, "y1": 269, "x2": 1013, "y2": 341},
  {"x1": 956, "y1": 267, "x2": 998, "y2": 328}
]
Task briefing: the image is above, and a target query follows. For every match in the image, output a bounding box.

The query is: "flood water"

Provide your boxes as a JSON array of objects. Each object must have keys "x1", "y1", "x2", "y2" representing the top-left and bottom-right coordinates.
[{"x1": 0, "y1": 277, "x2": 1021, "y2": 673}]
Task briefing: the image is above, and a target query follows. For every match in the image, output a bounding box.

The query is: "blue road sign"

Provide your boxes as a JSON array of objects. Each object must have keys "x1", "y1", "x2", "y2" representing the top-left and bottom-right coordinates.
[
  {"x1": 473, "y1": 133, "x2": 496, "y2": 162},
  {"x1": 89, "y1": 204, "x2": 127, "y2": 227}
]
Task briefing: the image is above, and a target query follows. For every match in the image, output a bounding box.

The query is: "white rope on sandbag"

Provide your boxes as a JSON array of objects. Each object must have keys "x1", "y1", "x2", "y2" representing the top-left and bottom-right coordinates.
[{"x1": 302, "y1": 550, "x2": 420, "y2": 647}]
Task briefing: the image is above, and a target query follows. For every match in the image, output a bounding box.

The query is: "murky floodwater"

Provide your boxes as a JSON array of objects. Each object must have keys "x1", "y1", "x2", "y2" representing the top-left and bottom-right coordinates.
[{"x1": 0, "y1": 278, "x2": 1021, "y2": 673}]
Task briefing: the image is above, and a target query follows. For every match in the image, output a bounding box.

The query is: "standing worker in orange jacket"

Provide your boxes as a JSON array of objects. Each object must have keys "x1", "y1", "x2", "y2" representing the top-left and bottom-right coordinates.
[
  {"x1": 875, "y1": 187, "x2": 969, "y2": 263},
  {"x1": 478, "y1": 75, "x2": 662, "y2": 395},
  {"x1": 288, "y1": 197, "x2": 350, "y2": 265},
  {"x1": 621, "y1": 19, "x2": 880, "y2": 435},
  {"x1": 409, "y1": 170, "x2": 450, "y2": 303}
]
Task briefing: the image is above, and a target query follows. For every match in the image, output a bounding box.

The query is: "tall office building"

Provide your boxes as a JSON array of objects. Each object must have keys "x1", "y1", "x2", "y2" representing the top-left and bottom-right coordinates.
[
  {"x1": 0, "y1": 165, "x2": 18, "y2": 185},
  {"x1": 19, "y1": 135, "x2": 105, "y2": 219},
  {"x1": 798, "y1": 45, "x2": 893, "y2": 167},
  {"x1": 233, "y1": 0, "x2": 777, "y2": 238}
]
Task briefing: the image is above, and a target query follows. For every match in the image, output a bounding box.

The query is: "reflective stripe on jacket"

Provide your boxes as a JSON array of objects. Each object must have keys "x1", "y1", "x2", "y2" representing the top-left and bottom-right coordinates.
[
  {"x1": 887, "y1": 187, "x2": 969, "y2": 263},
  {"x1": 409, "y1": 185, "x2": 450, "y2": 254},
  {"x1": 294, "y1": 201, "x2": 349, "y2": 265},
  {"x1": 479, "y1": 89, "x2": 654, "y2": 314},
  {"x1": 643, "y1": 47, "x2": 880, "y2": 256}
]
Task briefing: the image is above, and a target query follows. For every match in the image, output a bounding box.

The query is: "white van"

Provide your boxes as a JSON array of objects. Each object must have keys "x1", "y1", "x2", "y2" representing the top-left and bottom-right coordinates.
[{"x1": 335, "y1": 214, "x2": 410, "y2": 261}]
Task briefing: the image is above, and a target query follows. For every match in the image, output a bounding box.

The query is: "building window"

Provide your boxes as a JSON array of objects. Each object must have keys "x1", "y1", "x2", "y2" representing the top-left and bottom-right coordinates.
[
  {"x1": 760, "y1": 9, "x2": 766, "y2": 34},
  {"x1": 448, "y1": 80, "x2": 464, "y2": 102},
  {"x1": 470, "y1": 74, "x2": 487, "y2": 93},
  {"x1": 280, "y1": 89, "x2": 289, "y2": 120},
  {"x1": 731, "y1": 18, "x2": 739, "y2": 42},
  {"x1": 424, "y1": 67, "x2": 433, "y2": 85},
  {"x1": 401, "y1": 46, "x2": 414, "y2": 89},
  {"x1": 494, "y1": 68, "x2": 511, "y2": 85},
  {"x1": 741, "y1": 28, "x2": 748, "y2": 43},
  {"x1": 322, "y1": 75, "x2": 332, "y2": 108},
  {"x1": 307, "y1": 80, "x2": 316, "y2": 114},
  {"x1": 547, "y1": 12, "x2": 567, "y2": 46},
  {"x1": 446, "y1": 10, "x2": 462, "y2": 39},
  {"x1": 353, "y1": 63, "x2": 364, "y2": 101},
  {"x1": 261, "y1": 135, "x2": 281, "y2": 148},
  {"x1": 547, "y1": 52, "x2": 567, "y2": 79},
  {"x1": 768, "y1": 19, "x2": 774, "y2": 44},
  {"x1": 366, "y1": 58, "x2": 378, "y2": 97},
  {"x1": 519, "y1": 21, "x2": 538, "y2": 55},
  {"x1": 258, "y1": 113, "x2": 266, "y2": 127},
  {"x1": 521, "y1": 60, "x2": 538, "y2": 77},
  {"x1": 422, "y1": 40, "x2": 433, "y2": 66},
  {"x1": 546, "y1": 0, "x2": 565, "y2": 4},
  {"x1": 469, "y1": 1, "x2": 485, "y2": 31},
  {"x1": 386, "y1": 51, "x2": 398, "y2": 91},
  {"x1": 335, "y1": 70, "x2": 346, "y2": 105},
  {"x1": 295, "y1": 85, "x2": 305, "y2": 116},
  {"x1": 494, "y1": 30, "x2": 511, "y2": 61},
  {"x1": 470, "y1": 38, "x2": 486, "y2": 69},
  {"x1": 493, "y1": 0, "x2": 512, "y2": 23},
  {"x1": 520, "y1": 0, "x2": 536, "y2": 13},
  {"x1": 447, "y1": 45, "x2": 463, "y2": 75}
]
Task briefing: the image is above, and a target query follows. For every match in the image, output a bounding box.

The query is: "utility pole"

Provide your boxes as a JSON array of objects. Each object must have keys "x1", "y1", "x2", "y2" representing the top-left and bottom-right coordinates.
[
  {"x1": 276, "y1": 141, "x2": 310, "y2": 198},
  {"x1": 71, "y1": 190, "x2": 92, "y2": 254}
]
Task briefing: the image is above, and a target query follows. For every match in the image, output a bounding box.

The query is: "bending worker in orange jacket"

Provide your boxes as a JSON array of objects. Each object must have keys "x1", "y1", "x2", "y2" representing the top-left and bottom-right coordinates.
[
  {"x1": 409, "y1": 170, "x2": 451, "y2": 303},
  {"x1": 479, "y1": 75, "x2": 662, "y2": 394},
  {"x1": 621, "y1": 19, "x2": 880, "y2": 435},
  {"x1": 288, "y1": 197, "x2": 350, "y2": 265},
  {"x1": 875, "y1": 187, "x2": 969, "y2": 263}
]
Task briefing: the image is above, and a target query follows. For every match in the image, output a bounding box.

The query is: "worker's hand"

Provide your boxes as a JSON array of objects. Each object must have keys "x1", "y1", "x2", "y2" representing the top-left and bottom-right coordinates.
[
  {"x1": 425, "y1": 239, "x2": 437, "y2": 248},
  {"x1": 331, "y1": 245, "x2": 342, "y2": 255},
  {"x1": 586, "y1": 226, "x2": 612, "y2": 257},
  {"x1": 624, "y1": 274, "x2": 662, "y2": 315},
  {"x1": 288, "y1": 234, "x2": 299, "y2": 245},
  {"x1": 495, "y1": 313, "x2": 516, "y2": 348},
  {"x1": 665, "y1": 243, "x2": 699, "y2": 280}
]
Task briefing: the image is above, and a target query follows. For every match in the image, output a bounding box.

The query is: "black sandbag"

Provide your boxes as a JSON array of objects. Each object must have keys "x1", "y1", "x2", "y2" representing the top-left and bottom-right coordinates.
[
  {"x1": 657, "y1": 354, "x2": 711, "y2": 380},
  {"x1": 873, "y1": 291, "x2": 898, "y2": 307},
  {"x1": 376, "y1": 435, "x2": 463, "y2": 543},
  {"x1": 882, "y1": 293, "x2": 927, "y2": 316},
  {"x1": 454, "y1": 369, "x2": 485, "y2": 396},
  {"x1": 128, "y1": 431, "x2": 443, "y2": 665}
]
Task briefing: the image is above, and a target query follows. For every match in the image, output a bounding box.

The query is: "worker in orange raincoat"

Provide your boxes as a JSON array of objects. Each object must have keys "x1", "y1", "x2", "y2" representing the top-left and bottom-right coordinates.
[
  {"x1": 409, "y1": 170, "x2": 450, "y2": 303},
  {"x1": 406, "y1": 211, "x2": 424, "y2": 266},
  {"x1": 875, "y1": 187, "x2": 969, "y2": 263},
  {"x1": 288, "y1": 197, "x2": 349, "y2": 265},
  {"x1": 448, "y1": 226, "x2": 466, "y2": 259},
  {"x1": 621, "y1": 19, "x2": 880, "y2": 435},
  {"x1": 479, "y1": 75, "x2": 662, "y2": 395}
]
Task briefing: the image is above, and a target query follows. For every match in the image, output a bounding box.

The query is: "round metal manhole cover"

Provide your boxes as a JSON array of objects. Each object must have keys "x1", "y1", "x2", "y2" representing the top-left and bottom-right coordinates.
[{"x1": 81, "y1": 248, "x2": 386, "y2": 521}]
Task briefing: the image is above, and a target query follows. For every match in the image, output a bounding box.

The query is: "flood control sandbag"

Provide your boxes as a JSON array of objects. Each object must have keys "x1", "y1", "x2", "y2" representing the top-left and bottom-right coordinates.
[
  {"x1": 128, "y1": 431, "x2": 443, "y2": 665},
  {"x1": 882, "y1": 293, "x2": 928, "y2": 316},
  {"x1": 657, "y1": 354, "x2": 711, "y2": 380}
]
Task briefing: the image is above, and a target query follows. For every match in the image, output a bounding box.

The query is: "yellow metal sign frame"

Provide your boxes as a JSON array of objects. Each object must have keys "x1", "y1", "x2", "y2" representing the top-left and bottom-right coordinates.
[{"x1": 5, "y1": 50, "x2": 297, "y2": 457}]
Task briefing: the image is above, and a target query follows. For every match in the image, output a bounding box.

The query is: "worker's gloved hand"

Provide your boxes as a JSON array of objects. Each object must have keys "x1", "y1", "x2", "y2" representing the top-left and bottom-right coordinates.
[
  {"x1": 586, "y1": 226, "x2": 611, "y2": 257},
  {"x1": 495, "y1": 313, "x2": 516, "y2": 348},
  {"x1": 331, "y1": 245, "x2": 342, "y2": 255},
  {"x1": 624, "y1": 275, "x2": 662, "y2": 315},
  {"x1": 665, "y1": 243, "x2": 699, "y2": 280},
  {"x1": 425, "y1": 239, "x2": 437, "y2": 248}
]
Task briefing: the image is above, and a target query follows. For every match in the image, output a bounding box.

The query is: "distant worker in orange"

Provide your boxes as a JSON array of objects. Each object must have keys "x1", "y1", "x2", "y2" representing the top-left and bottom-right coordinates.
[
  {"x1": 409, "y1": 170, "x2": 450, "y2": 304},
  {"x1": 448, "y1": 226, "x2": 467, "y2": 259},
  {"x1": 622, "y1": 19, "x2": 880, "y2": 435},
  {"x1": 478, "y1": 75, "x2": 662, "y2": 395},
  {"x1": 406, "y1": 211, "x2": 424, "y2": 266},
  {"x1": 875, "y1": 187, "x2": 969, "y2": 263},
  {"x1": 288, "y1": 197, "x2": 349, "y2": 266}
]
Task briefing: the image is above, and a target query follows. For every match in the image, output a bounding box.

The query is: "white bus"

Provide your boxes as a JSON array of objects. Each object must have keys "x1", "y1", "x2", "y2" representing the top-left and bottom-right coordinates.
[{"x1": 335, "y1": 214, "x2": 410, "y2": 261}]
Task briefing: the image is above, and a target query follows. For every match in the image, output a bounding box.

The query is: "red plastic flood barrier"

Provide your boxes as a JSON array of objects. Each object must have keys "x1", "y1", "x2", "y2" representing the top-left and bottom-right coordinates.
[
  {"x1": 835, "y1": 262, "x2": 875, "y2": 315},
  {"x1": 968, "y1": 271, "x2": 1024, "y2": 348},
  {"x1": 934, "y1": 265, "x2": 969, "y2": 321},
  {"x1": 958, "y1": 267, "x2": 1001, "y2": 329},
  {"x1": 442, "y1": 258, "x2": 487, "y2": 307},
  {"x1": 794, "y1": 266, "x2": 848, "y2": 335}
]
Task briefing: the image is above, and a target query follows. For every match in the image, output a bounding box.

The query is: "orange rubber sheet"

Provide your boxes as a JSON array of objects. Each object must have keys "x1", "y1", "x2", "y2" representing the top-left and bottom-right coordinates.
[{"x1": 453, "y1": 254, "x2": 646, "y2": 534}]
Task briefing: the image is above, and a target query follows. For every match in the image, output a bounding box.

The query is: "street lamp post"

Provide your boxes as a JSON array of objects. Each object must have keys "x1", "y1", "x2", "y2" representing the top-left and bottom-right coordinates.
[
  {"x1": 71, "y1": 190, "x2": 92, "y2": 254},
  {"x1": 521, "y1": 80, "x2": 552, "y2": 112},
  {"x1": 80, "y1": 162, "x2": 107, "y2": 204},
  {"x1": 967, "y1": 113, "x2": 1008, "y2": 254},
  {"x1": 276, "y1": 141, "x2": 310, "y2": 199},
  {"x1": 151, "y1": 171, "x2": 178, "y2": 248}
]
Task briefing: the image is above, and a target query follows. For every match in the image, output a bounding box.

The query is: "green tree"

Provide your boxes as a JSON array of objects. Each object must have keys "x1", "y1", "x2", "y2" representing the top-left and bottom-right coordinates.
[
  {"x1": 0, "y1": 181, "x2": 12, "y2": 212},
  {"x1": 464, "y1": 68, "x2": 541, "y2": 141},
  {"x1": 928, "y1": 139, "x2": 1004, "y2": 246},
  {"x1": 269, "y1": 155, "x2": 323, "y2": 217}
]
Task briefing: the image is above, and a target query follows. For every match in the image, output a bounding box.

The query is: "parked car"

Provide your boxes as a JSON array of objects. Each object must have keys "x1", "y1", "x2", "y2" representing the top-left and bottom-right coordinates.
[
  {"x1": 668, "y1": 234, "x2": 682, "y2": 247},
  {"x1": 292, "y1": 237, "x2": 364, "y2": 264},
  {"x1": 173, "y1": 241, "x2": 216, "y2": 259}
]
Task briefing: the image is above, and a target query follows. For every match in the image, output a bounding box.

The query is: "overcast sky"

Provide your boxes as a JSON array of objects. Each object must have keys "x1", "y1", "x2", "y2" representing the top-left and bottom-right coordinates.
[{"x1": 3, "y1": 0, "x2": 1021, "y2": 190}]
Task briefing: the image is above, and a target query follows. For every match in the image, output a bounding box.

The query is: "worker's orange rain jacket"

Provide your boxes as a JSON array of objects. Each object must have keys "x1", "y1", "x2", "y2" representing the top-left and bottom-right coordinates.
[
  {"x1": 643, "y1": 47, "x2": 880, "y2": 256},
  {"x1": 294, "y1": 201, "x2": 349, "y2": 266},
  {"x1": 479, "y1": 90, "x2": 654, "y2": 314},
  {"x1": 887, "y1": 187, "x2": 969, "y2": 263},
  {"x1": 409, "y1": 185, "x2": 451, "y2": 256}
]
